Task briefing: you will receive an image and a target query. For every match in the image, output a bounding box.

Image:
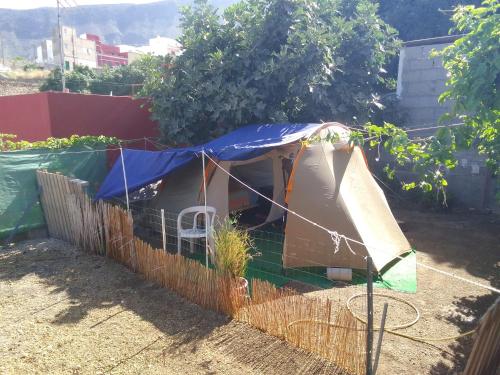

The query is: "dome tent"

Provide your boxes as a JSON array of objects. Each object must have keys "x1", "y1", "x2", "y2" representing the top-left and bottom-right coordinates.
[{"x1": 96, "y1": 122, "x2": 411, "y2": 272}]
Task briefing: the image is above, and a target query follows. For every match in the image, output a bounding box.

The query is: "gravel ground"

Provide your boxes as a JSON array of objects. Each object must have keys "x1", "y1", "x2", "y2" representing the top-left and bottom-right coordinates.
[
  {"x1": 0, "y1": 239, "x2": 340, "y2": 375},
  {"x1": 309, "y1": 209, "x2": 499, "y2": 374},
  {"x1": 0, "y1": 209, "x2": 498, "y2": 374}
]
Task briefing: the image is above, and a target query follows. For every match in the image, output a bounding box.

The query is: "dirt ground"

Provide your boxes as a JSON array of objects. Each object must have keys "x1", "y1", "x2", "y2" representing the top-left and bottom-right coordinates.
[
  {"x1": 0, "y1": 209, "x2": 499, "y2": 374},
  {"x1": 310, "y1": 208, "x2": 499, "y2": 375}
]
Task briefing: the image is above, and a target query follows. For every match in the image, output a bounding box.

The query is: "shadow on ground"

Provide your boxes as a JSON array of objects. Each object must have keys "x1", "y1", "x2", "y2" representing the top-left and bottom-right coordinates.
[
  {"x1": 429, "y1": 292, "x2": 499, "y2": 374},
  {"x1": 0, "y1": 239, "x2": 341, "y2": 375},
  {"x1": 393, "y1": 210, "x2": 499, "y2": 375},
  {"x1": 0, "y1": 239, "x2": 228, "y2": 343}
]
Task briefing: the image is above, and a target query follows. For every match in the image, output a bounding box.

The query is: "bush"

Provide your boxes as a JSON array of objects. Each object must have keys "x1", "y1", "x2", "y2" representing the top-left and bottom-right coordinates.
[{"x1": 213, "y1": 218, "x2": 252, "y2": 278}]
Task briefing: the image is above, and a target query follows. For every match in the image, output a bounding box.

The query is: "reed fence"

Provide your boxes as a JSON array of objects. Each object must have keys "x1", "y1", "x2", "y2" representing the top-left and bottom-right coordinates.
[
  {"x1": 36, "y1": 170, "x2": 366, "y2": 374},
  {"x1": 463, "y1": 296, "x2": 500, "y2": 375}
]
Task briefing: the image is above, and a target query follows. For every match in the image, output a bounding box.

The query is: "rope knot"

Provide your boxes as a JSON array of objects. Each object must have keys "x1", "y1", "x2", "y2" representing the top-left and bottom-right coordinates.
[{"x1": 328, "y1": 230, "x2": 357, "y2": 255}]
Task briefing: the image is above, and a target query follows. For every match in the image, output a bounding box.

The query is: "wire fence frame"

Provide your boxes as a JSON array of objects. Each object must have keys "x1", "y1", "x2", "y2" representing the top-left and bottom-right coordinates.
[
  {"x1": 128, "y1": 203, "x2": 370, "y2": 293},
  {"x1": 114, "y1": 142, "x2": 499, "y2": 295}
]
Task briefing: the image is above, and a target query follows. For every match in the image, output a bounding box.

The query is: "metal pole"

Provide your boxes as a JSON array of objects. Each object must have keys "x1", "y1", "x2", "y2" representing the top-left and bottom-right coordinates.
[
  {"x1": 201, "y1": 149, "x2": 209, "y2": 268},
  {"x1": 161, "y1": 209, "x2": 166, "y2": 252},
  {"x1": 56, "y1": 0, "x2": 65, "y2": 91},
  {"x1": 366, "y1": 256, "x2": 374, "y2": 375},
  {"x1": 119, "y1": 146, "x2": 130, "y2": 211},
  {"x1": 373, "y1": 302, "x2": 388, "y2": 375}
]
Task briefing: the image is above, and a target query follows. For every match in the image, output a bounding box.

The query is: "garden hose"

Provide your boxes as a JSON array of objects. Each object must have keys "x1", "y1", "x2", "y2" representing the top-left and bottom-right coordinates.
[
  {"x1": 285, "y1": 293, "x2": 476, "y2": 346},
  {"x1": 346, "y1": 292, "x2": 476, "y2": 343}
]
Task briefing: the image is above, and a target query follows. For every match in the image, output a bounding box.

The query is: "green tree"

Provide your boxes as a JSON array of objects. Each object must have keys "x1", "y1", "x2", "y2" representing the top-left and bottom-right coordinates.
[
  {"x1": 90, "y1": 56, "x2": 163, "y2": 96},
  {"x1": 145, "y1": 0, "x2": 399, "y2": 145},
  {"x1": 439, "y1": 0, "x2": 499, "y2": 173},
  {"x1": 358, "y1": 0, "x2": 499, "y2": 200},
  {"x1": 39, "y1": 67, "x2": 63, "y2": 91},
  {"x1": 40, "y1": 65, "x2": 95, "y2": 93},
  {"x1": 40, "y1": 55, "x2": 163, "y2": 95},
  {"x1": 378, "y1": 0, "x2": 482, "y2": 42}
]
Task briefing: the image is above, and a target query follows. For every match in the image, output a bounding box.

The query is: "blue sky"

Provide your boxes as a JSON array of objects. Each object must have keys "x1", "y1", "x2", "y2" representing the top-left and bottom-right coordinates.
[{"x1": 0, "y1": 0, "x2": 160, "y2": 9}]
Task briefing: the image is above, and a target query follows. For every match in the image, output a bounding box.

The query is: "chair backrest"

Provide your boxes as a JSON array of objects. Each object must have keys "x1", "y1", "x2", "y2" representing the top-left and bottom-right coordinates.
[{"x1": 177, "y1": 206, "x2": 217, "y2": 231}]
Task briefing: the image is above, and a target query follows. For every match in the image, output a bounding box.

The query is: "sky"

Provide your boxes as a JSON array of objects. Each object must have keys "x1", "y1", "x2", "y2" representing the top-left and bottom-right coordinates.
[{"x1": 0, "y1": 0, "x2": 161, "y2": 9}]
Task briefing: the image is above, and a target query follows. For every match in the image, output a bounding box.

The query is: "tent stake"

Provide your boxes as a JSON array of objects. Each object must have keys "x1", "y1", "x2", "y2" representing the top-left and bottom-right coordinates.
[
  {"x1": 373, "y1": 302, "x2": 388, "y2": 375},
  {"x1": 366, "y1": 256, "x2": 374, "y2": 375},
  {"x1": 161, "y1": 208, "x2": 166, "y2": 252}
]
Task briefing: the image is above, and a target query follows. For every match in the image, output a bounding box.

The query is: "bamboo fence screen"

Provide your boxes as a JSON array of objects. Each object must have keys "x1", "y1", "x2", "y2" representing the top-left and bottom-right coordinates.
[
  {"x1": 463, "y1": 296, "x2": 500, "y2": 375},
  {"x1": 36, "y1": 170, "x2": 366, "y2": 374}
]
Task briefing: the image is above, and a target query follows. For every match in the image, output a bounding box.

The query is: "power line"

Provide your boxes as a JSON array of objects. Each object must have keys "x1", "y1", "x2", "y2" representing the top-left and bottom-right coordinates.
[{"x1": 403, "y1": 122, "x2": 464, "y2": 133}]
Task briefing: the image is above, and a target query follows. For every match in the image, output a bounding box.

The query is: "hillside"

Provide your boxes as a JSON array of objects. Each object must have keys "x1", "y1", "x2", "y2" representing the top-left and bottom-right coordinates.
[
  {"x1": 0, "y1": 0, "x2": 481, "y2": 61},
  {"x1": 0, "y1": 0, "x2": 235, "y2": 59}
]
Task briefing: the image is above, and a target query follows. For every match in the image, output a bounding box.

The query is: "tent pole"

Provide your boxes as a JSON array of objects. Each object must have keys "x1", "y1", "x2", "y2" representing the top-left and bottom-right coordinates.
[
  {"x1": 373, "y1": 302, "x2": 388, "y2": 375},
  {"x1": 366, "y1": 256, "x2": 374, "y2": 375},
  {"x1": 202, "y1": 149, "x2": 209, "y2": 268},
  {"x1": 120, "y1": 146, "x2": 130, "y2": 211},
  {"x1": 161, "y1": 208, "x2": 166, "y2": 252}
]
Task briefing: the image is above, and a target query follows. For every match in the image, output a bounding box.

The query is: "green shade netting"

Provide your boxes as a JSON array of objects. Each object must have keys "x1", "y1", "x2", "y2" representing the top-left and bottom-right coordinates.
[
  {"x1": 245, "y1": 230, "x2": 417, "y2": 293},
  {"x1": 0, "y1": 146, "x2": 108, "y2": 240},
  {"x1": 184, "y1": 226, "x2": 417, "y2": 293}
]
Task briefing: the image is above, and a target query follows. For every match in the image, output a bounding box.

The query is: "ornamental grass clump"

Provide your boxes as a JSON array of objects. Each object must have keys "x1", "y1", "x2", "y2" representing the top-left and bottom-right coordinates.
[{"x1": 213, "y1": 218, "x2": 252, "y2": 278}]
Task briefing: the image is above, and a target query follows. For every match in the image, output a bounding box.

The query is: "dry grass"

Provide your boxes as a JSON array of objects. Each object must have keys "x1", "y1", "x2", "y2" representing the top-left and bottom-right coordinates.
[
  {"x1": 3, "y1": 69, "x2": 50, "y2": 80},
  {"x1": 213, "y1": 218, "x2": 252, "y2": 278}
]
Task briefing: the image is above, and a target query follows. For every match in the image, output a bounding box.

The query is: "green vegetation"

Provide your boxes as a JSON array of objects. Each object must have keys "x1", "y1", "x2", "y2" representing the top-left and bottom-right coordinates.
[
  {"x1": 352, "y1": 0, "x2": 499, "y2": 200},
  {"x1": 144, "y1": 0, "x2": 399, "y2": 145},
  {"x1": 39, "y1": 55, "x2": 164, "y2": 96},
  {"x1": 438, "y1": 0, "x2": 499, "y2": 174},
  {"x1": 213, "y1": 218, "x2": 252, "y2": 278},
  {"x1": 0, "y1": 134, "x2": 118, "y2": 151},
  {"x1": 378, "y1": 0, "x2": 482, "y2": 42}
]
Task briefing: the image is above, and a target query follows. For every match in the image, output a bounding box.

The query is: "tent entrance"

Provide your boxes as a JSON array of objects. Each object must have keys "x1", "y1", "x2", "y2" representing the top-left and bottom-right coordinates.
[{"x1": 229, "y1": 158, "x2": 275, "y2": 227}]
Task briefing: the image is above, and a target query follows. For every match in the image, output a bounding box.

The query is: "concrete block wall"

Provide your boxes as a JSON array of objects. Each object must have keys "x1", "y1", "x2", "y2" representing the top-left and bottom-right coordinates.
[
  {"x1": 397, "y1": 42, "x2": 454, "y2": 132},
  {"x1": 396, "y1": 38, "x2": 499, "y2": 212}
]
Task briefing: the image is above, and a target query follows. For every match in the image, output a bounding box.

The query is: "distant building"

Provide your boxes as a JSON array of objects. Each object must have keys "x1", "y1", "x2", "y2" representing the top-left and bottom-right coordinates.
[
  {"x1": 35, "y1": 40, "x2": 54, "y2": 66},
  {"x1": 35, "y1": 46, "x2": 43, "y2": 64},
  {"x1": 147, "y1": 36, "x2": 182, "y2": 56},
  {"x1": 82, "y1": 34, "x2": 128, "y2": 68},
  {"x1": 119, "y1": 36, "x2": 182, "y2": 64},
  {"x1": 52, "y1": 26, "x2": 97, "y2": 70},
  {"x1": 37, "y1": 26, "x2": 180, "y2": 69}
]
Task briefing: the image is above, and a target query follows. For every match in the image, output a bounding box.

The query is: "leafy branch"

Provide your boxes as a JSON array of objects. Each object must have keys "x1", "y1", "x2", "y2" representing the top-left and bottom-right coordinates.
[{"x1": 0, "y1": 134, "x2": 119, "y2": 151}]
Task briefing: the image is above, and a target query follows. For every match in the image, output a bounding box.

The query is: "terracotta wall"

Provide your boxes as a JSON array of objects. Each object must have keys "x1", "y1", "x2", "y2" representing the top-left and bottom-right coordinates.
[
  {"x1": 0, "y1": 93, "x2": 52, "y2": 140},
  {"x1": 0, "y1": 92, "x2": 160, "y2": 142}
]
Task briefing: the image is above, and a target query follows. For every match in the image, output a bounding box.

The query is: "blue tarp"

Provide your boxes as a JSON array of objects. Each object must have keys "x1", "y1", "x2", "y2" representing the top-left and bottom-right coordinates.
[{"x1": 96, "y1": 123, "x2": 323, "y2": 200}]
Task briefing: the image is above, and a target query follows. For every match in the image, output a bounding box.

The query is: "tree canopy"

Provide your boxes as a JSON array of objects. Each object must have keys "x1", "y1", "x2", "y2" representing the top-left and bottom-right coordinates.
[
  {"x1": 378, "y1": 0, "x2": 482, "y2": 42},
  {"x1": 145, "y1": 0, "x2": 399, "y2": 145}
]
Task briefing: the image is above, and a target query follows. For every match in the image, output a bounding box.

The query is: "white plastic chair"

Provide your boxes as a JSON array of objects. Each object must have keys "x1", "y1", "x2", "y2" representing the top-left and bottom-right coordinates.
[{"x1": 177, "y1": 206, "x2": 217, "y2": 255}]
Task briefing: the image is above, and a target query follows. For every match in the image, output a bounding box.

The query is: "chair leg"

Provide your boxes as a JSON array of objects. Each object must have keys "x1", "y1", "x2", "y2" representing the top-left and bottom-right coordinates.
[
  {"x1": 177, "y1": 236, "x2": 182, "y2": 255},
  {"x1": 189, "y1": 239, "x2": 194, "y2": 253}
]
